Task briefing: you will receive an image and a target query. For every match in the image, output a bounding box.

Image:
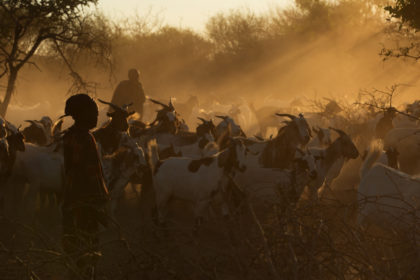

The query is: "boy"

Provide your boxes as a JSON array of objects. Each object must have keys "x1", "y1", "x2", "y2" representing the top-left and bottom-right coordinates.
[{"x1": 61, "y1": 94, "x2": 110, "y2": 278}]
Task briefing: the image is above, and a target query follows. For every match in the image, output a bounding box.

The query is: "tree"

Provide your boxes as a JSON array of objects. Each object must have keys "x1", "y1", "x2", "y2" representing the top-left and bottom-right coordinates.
[
  {"x1": 0, "y1": 0, "x2": 112, "y2": 117},
  {"x1": 381, "y1": 0, "x2": 420, "y2": 61},
  {"x1": 385, "y1": 0, "x2": 420, "y2": 30}
]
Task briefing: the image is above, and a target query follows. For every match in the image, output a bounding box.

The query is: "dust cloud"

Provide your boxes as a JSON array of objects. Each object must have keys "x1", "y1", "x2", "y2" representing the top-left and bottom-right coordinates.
[{"x1": 3, "y1": 0, "x2": 419, "y2": 127}]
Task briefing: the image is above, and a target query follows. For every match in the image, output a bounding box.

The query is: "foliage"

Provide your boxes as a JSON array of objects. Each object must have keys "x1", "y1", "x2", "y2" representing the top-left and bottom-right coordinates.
[
  {"x1": 385, "y1": 0, "x2": 420, "y2": 30},
  {"x1": 1, "y1": 0, "x2": 391, "y2": 115},
  {"x1": 0, "y1": 0, "x2": 112, "y2": 116},
  {"x1": 381, "y1": 0, "x2": 420, "y2": 61}
]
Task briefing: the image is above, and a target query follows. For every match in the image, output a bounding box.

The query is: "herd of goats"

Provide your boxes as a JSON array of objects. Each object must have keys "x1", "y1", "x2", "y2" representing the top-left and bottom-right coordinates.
[{"x1": 1, "y1": 96, "x2": 420, "y2": 241}]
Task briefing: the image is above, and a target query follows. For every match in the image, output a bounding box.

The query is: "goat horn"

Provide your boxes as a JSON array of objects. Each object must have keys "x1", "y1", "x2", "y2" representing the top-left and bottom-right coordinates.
[
  {"x1": 275, "y1": 113, "x2": 296, "y2": 120},
  {"x1": 216, "y1": 115, "x2": 228, "y2": 120},
  {"x1": 329, "y1": 127, "x2": 346, "y2": 136},
  {"x1": 122, "y1": 102, "x2": 134, "y2": 109},
  {"x1": 169, "y1": 98, "x2": 175, "y2": 110},
  {"x1": 52, "y1": 119, "x2": 64, "y2": 136},
  {"x1": 98, "y1": 99, "x2": 121, "y2": 111},
  {"x1": 149, "y1": 98, "x2": 169, "y2": 109},
  {"x1": 197, "y1": 117, "x2": 207, "y2": 123},
  {"x1": 24, "y1": 120, "x2": 38, "y2": 126}
]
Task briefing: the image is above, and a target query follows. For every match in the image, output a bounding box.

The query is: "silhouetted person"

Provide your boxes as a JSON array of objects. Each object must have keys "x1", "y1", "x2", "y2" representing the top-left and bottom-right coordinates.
[
  {"x1": 375, "y1": 107, "x2": 397, "y2": 140},
  {"x1": 61, "y1": 94, "x2": 110, "y2": 279},
  {"x1": 110, "y1": 69, "x2": 146, "y2": 119}
]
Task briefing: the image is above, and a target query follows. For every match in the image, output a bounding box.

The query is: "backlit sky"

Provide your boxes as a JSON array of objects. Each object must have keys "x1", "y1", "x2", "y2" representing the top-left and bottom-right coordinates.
[{"x1": 98, "y1": 0, "x2": 292, "y2": 32}]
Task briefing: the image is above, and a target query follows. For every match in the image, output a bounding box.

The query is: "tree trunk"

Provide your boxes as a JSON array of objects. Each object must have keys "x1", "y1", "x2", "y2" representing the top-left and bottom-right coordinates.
[{"x1": 0, "y1": 69, "x2": 18, "y2": 117}]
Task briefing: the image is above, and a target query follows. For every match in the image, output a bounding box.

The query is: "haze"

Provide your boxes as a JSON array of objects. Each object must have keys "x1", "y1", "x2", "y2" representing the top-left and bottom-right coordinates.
[
  {"x1": 98, "y1": 0, "x2": 292, "y2": 31},
  {"x1": 5, "y1": 0, "x2": 420, "y2": 131}
]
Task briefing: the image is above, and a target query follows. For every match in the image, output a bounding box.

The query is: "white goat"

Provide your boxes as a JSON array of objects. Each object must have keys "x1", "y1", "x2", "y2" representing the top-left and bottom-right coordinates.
[
  {"x1": 150, "y1": 138, "x2": 248, "y2": 227},
  {"x1": 215, "y1": 115, "x2": 245, "y2": 139},
  {"x1": 232, "y1": 149, "x2": 318, "y2": 205},
  {"x1": 3, "y1": 143, "x2": 64, "y2": 218},
  {"x1": 101, "y1": 133, "x2": 148, "y2": 215},
  {"x1": 307, "y1": 128, "x2": 359, "y2": 200},
  {"x1": 4, "y1": 132, "x2": 147, "y2": 219},
  {"x1": 358, "y1": 153, "x2": 420, "y2": 241}
]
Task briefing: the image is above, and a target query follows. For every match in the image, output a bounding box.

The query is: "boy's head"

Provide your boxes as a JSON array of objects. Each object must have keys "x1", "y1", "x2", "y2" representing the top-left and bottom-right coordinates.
[{"x1": 64, "y1": 94, "x2": 98, "y2": 130}]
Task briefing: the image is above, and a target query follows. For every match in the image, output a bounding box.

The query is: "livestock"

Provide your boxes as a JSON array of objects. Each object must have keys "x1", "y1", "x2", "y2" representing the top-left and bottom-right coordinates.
[
  {"x1": 308, "y1": 127, "x2": 332, "y2": 147},
  {"x1": 93, "y1": 99, "x2": 135, "y2": 155},
  {"x1": 149, "y1": 98, "x2": 186, "y2": 134},
  {"x1": 139, "y1": 116, "x2": 216, "y2": 159},
  {"x1": 215, "y1": 115, "x2": 246, "y2": 140},
  {"x1": 150, "y1": 137, "x2": 249, "y2": 228},
  {"x1": 0, "y1": 121, "x2": 25, "y2": 184},
  {"x1": 308, "y1": 128, "x2": 359, "y2": 200},
  {"x1": 361, "y1": 141, "x2": 399, "y2": 172},
  {"x1": 2, "y1": 143, "x2": 63, "y2": 219},
  {"x1": 128, "y1": 117, "x2": 148, "y2": 138},
  {"x1": 358, "y1": 156, "x2": 420, "y2": 242},
  {"x1": 173, "y1": 118, "x2": 218, "y2": 158},
  {"x1": 22, "y1": 116, "x2": 53, "y2": 146},
  {"x1": 4, "y1": 132, "x2": 147, "y2": 219},
  {"x1": 100, "y1": 133, "x2": 148, "y2": 216},
  {"x1": 259, "y1": 113, "x2": 312, "y2": 169},
  {"x1": 232, "y1": 148, "x2": 318, "y2": 206}
]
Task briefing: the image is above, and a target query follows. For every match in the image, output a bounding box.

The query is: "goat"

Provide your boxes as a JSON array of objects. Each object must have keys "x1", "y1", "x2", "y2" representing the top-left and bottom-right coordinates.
[
  {"x1": 173, "y1": 117, "x2": 218, "y2": 158},
  {"x1": 2, "y1": 143, "x2": 63, "y2": 219},
  {"x1": 3, "y1": 131, "x2": 147, "y2": 220},
  {"x1": 215, "y1": 115, "x2": 246, "y2": 140},
  {"x1": 232, "y1": 148, "x2": 318, "y2": 206},
  {"x1": 149, "y1": 137, "x2": 248, "y2": 229},
  {"x1": 307, "y1": 128, "x2": 359, "y2": 200},
  {"x1": 358, "y1": 154, "x2": 420, "y2": 242},
  {"x1": 22, "y1": 116, "x2": 53, "y2": 146},
  {"x1": 100, "y1": 133, "x2": 148, "y2": 216},
  {"x1": 259, "y1": 113, "x2": 312, "y2": 169},
  {"x1": 308, "y1": 127, "x2": 332, "y2": 147},
  {"x1": 361, "y1": 141, "x2": 399, "y2": 173},
  {"x1": 93, "y1": 99, "x2": 135, "y2": 155},
  {"x1": 0, "y1": 120, "x2": 25, "y2": 184},
  {"x1": 149, "y1": 98, "x2": 186, "y2": 134}
]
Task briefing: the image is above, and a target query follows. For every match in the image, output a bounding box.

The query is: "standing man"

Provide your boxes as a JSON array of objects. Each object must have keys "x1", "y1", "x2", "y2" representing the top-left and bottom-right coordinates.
[
  {"x1": 61, "y1": 94, "x2": 110, "y2": 278},
  {"x1": 110, "y1": 68, "x2": 146, "y2": 119}
]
